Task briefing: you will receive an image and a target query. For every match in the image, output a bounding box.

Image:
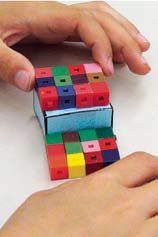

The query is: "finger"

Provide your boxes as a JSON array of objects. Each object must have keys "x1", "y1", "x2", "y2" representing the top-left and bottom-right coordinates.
[
  {"x1": 73, "y1": 1, "x2": 150, "y2": 52},
  {"x1": 133, "y1": 180, "x2": 158, "y2": 218},
  {"x1": 113, "y1": 51, "x2": 125, "y2": 64},
  {"x1": 136, "y1": 216, "x2": 158, "y2": 237},
  {"x1": 103, "y1": 152, "x2": 158, "y2": 188},
  {"x1": 0, "y1": 40, "x2": 35, "y2": 91},
  {"x1": 77, "y1": 11, "x2": 114, "y2": 76},
  {"x1": 90, "y1": 11, "x2": 150, "y2": 75}
]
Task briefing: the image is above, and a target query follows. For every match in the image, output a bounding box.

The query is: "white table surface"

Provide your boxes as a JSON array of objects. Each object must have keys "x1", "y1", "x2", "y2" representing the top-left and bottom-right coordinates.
[{"x1": 0, "y1": 1, "x2": 158, "y2": 226}]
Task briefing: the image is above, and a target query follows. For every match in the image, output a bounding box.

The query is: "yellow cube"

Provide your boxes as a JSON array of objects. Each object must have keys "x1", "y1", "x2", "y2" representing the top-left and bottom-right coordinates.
[{"x1": 67, "y1": 153, "x2": 86, "y2": 179}]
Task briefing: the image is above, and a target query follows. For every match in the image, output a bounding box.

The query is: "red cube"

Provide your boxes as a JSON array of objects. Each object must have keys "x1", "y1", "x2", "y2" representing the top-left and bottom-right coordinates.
[
  {"x1": 39, "y1": 87, "x2": 58, "y2": 111},
  {"x1": 99, "y1": 138, "x2": 118, "y2": 151},
  {"x1": 74, "y1": 84, "x2": 93, "y2": 108},
  {"x1": 68, "y1": 64, "x2": 86, "y2": 76},
  {"x1": 84, "y1": 151, "x2": 104, "y2": 175},
  {"x1": 90, "y1": 82, "x2": 110, "y2": 106},
  {"x1": 35, "y1": 67, "x2": 53, "y2": 78}
]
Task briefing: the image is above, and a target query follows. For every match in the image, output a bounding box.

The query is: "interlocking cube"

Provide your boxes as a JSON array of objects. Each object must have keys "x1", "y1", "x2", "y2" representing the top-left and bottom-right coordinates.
[
  {"x1": 57, "y1": 85, "x2": 75, "y2": 109},
  {"x1": 34, "y1": 63, "x2": 110, "y2": 111},
  {"x1": 74, "y1": 84, "x2": 93, "y2": 108},
  {"x1": 67, "y1": 153, "x2": 86, "y2": 179},
  {"x1": 84, "y1": 151, "x2": 104, "y2": 175},
  {"x1": 38, "y1": 87, "x2": 58, "y2": 111}
]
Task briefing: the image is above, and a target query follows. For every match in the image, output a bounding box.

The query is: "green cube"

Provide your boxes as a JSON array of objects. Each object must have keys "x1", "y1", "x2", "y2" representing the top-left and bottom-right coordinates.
[
  {"x1": 45, "y1": 133, "x2": 63, "y2": 145},
  {"x1": 65, "y1": 142, "x2": 83, "y2": 154},
  {"x1": 54, "y1": 75, "x2": 72, "y2": 86},
  {"x1": 52, "y1": 66, "x2": 69, "y2": 77},
  {"x1": 96, "y1": 127, "x2": 115, "y2": 139},
  {"x1": 79, "y1": 129, "x2": 97, "y2": 142}
]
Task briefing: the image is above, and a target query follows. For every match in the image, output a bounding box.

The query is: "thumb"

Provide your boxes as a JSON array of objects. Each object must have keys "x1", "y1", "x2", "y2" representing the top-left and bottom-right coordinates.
[{"x1": 0, "y1": 40, "x2": 35, "y2": 91}]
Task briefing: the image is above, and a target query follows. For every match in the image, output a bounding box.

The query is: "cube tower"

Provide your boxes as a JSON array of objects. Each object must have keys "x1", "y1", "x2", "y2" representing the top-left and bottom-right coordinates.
[{"x1": 34, "y1": 63, "x2": 120, "y2": 180}]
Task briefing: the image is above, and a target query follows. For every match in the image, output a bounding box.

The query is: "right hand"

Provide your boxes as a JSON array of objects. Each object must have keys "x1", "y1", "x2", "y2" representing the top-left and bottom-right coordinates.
[{"x1": 1, "y1": 152, "x2": 158, "y2": 237}]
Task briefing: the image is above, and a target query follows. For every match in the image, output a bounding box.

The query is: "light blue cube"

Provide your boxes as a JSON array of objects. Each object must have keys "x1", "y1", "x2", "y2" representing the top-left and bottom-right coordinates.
[{"x1": 33, "y1": 89, "x2": 113, "y2": 135}]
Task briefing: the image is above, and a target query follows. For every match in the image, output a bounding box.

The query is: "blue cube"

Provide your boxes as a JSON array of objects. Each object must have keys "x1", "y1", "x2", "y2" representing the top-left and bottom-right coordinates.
[
  {"x1": 102, "y1": 149, "x2": 120, "y2": 165},
  {"x1": 57, "y1": 85, "x2": 75, "y2": 109},
  {"x1": 36, "y1": 77, "x2": 55, "y2": 88}
]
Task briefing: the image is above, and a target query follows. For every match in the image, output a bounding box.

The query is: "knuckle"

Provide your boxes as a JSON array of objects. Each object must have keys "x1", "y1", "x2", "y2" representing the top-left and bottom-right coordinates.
[
  {"x1": 130, "y1": 151, "x2": 158, "y2": 172},
  {"x1": 79, "y1": 9, "x2": 93, "y2": 19},
  {"x1": 94, "y1": 1, "x2": 108, "y2": 10},
  {"x1": 131, "y1": 151, "x2": 150, "y2": 159}
]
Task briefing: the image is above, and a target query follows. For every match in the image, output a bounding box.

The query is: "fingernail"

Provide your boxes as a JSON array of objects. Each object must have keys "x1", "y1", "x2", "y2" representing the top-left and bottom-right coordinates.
[
  {"x1": 14, "y1": 70, "x2": 30, "y2": 91},
  {"x1": 107, "y1": 57, "x2": 114, "y2": 75},
  {"x1": 137, "y1": 33, "x2": 149, "y2": 44}
]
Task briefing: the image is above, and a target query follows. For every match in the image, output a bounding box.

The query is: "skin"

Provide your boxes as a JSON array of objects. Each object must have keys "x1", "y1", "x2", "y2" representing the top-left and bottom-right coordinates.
[
  {"x1": 1, "y1": 152, "x2": 158, "y2": 237},
  {"x1": 0, "y1": 1, "x2": 150, "y2": 91}
]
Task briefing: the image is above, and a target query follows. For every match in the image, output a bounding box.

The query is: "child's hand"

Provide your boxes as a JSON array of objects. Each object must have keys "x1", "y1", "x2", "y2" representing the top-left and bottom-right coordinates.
[
  {"x1": 0, "y1": 1, "x2": 150, "y2": 91},
  {"x1": 1, "y1": 152, "x2": 158, "y2": 237}
]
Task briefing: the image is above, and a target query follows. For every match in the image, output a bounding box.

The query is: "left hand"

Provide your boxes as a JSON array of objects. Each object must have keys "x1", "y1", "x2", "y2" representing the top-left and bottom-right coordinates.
[{"x1": 0, "y1": 1, "x2": 150, "y2": 91}]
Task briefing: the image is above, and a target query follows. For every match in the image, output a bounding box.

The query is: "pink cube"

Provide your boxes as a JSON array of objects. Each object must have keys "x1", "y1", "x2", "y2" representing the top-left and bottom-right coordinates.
[
  {"x1": 35, "y1": 67, "x2": 53, "y2": 78},
  {"x1": 82, "y1": 140, "x2": 101, "y2": 153},
  {"x1": 84, "y1": 63, "x2": 103, "y2": 73}
]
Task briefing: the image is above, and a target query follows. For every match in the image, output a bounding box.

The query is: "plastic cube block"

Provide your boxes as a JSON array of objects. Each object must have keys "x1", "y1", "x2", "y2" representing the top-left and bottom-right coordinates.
[
  {"x1": 65, "y1": 142, "x2": 83, "y2": 154},
  {"x1": 54, "y1": 75, "x2": 72, "y2": 86},
  {"x1": 38, "y1": 87, "x2": 58, "y2": 111},
  {"x1": 87, "y1": 73, "x2": 105, "y2": 83},
  {"x1": 74, "y1": 84, "x2": 93, "y2": 108},
  {"x1": 102, "y1": 149, "x2": 120, "y2": 166},
  {"x1": 47, "y1": 144, "x2": 65, "y2": 157},
  {"x1": 35, "y1": 67, "x2": 53, "y2": 78},
  {"x1": 71, "y1": 74, "x2": 88, "y2": 84},
  {"x1": 82, "y1": 140, "x2": 100, "y2": 153},
  {"x1": 96, "y1": 127, "x2": 115, "y2": 139},
  {"x1": 67, "y1": 153, "x2": 86, "y2": 178},
  {"x1": 62, "y1": 132, "x2": 80, "y2": 143},
  {"x1": 36, "y1": 77, "x2": 55, "y2": 88},
  {"x1": 52, "y1": 66, "x2": 69, "y2": 76},
  {"x1": 57, "y1": 85, "x2": 75, "y2": 109},
  {"x1": 84, "y1": 63, "x2": 103, "y2": 73},
  {"x1": 99, "y1": 138, "x2": 118, "y2": 151},
  {"x1": 48, "y1": 157, "x2": 68, "y2": 180},
  {"x1": 68, "y1": 64, "x2": 86, "y2": 75},
  {"x1": 45, "y1": 133, "x2": 63, "y2": 145},
  {"x1": 79, "y1": 129, "x2": 97, "y2": 142},
  {"x1": 84, "y1": 151, "x2": 104, "y2": 175},
  {"x1": 90, "y1": 82, "x2": 109, "y2": 106}
]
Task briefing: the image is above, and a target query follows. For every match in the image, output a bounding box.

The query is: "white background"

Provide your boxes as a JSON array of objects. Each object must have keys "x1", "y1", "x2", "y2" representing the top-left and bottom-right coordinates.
[{"x1": 0, "y1": 1, "x2": 158, "y2": 226}]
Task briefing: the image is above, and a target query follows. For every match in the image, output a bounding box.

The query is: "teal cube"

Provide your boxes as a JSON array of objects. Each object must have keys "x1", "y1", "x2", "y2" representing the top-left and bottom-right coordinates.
[
  {"x1": 79, "y1": 129, "x2": 97, "y2": 141},
  {"x1": 46, "y1": 133, "x2": 63, "y2": 144},
  {"x1": 96, "y1": 127, "x2": 115, "y2": 139}
]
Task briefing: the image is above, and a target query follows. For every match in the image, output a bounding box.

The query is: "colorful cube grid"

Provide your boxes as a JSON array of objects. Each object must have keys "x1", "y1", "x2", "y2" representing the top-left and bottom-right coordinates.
[
  {"x1": 46, "y1": 127, "x2": 120, "y2": 180},
  {"x1": 35, "y1": 63, "x2": 110, "y2": 111}
]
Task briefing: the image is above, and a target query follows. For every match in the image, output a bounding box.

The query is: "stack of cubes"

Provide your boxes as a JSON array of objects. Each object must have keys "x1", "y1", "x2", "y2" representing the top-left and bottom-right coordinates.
[{"x1": 34, "y1": 63, "x2": 120, "y2": 180}]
